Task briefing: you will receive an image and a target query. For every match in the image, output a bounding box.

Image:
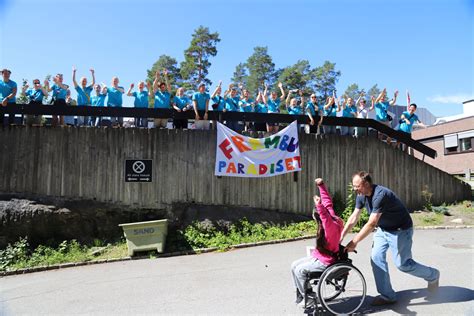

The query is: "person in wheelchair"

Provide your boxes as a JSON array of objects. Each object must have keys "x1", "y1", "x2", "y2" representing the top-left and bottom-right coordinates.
[{"x1": 291, "y1": 178, "x2": 344, "y2": 305}]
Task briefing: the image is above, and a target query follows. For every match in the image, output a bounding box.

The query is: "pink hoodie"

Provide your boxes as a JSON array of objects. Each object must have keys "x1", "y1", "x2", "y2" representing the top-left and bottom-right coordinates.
[{"x1": 311, "y1": 183, "x2": 344, "y2": 266}]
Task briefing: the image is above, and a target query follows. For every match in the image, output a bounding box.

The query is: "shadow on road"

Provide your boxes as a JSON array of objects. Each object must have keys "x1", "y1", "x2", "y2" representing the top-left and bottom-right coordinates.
[{"x1": 356, "y1": 286, "x2": 474, "y2": 315}]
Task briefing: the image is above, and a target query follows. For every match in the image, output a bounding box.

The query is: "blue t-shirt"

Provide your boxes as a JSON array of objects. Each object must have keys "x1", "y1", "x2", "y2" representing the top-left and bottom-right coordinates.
[
  {"x1": 375, "y1": 101, "x2": 390, "y2": 121},
  {"x1": 254, "y1": 103, "x2": 268, "y2": 113},
  {"x1": 154, "y1": 91, "x2": 171, "y2": 109},
  {"x1": 173, "y1": 95, "x2": 191, "y2": 110},
  {"x1": 342, "y1": 104, "x2": 357, "y2": 118},
  {"x1": 192, "y1": 92, "x2": 210, "y2": 111},
  {"x1": 355, "y1": 185, "x2": 413, "y2": 231},
  {"x1": 75, "y1": 85, "x2": 93, "y2": 106},
  {"x1": 267, "y1": 98, "x2": 280, "y2": 113},
  {"x1": 225, "y1": 96, "x2": 240, "y2": 112},
  {"x1": 288, "y1": 105, "x2": 302, "y2": 115},
  {"x1": 211, "y1": 96, "x2": 225, "y2": 111},
  {"x1": 132, "y1": 91, "x2": 149, "y2": 108},
  {"x1": 25, "y1": 89, "x2": 44, "y2": 102},
  {"x1": 398, "y1": 111, "x2": 419, "y2": 134},
  {"x1": 51, "y1": 83, "x2": 68, "y2": 100},
  {"x1": 305, "y1": 102, "x2": 318, "y2": 116},
  {"x1": 91, "y1": 94, "x2": 106, "y2": 107},
  {"x1": 324, "y1": 103, "x2": 338, "y2": 117},
  {"x1": 239, "y1": 99, "x2": 254, "y2": 112},
  {"x1": 0, "y1": 80, "x2": 17, "y2": 103},
  {"x1": 107, "y1": 87, "x2": 124, "y2": 107}
]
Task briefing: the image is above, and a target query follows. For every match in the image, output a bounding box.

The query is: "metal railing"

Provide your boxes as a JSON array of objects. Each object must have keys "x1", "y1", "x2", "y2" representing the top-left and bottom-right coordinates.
[{"x1": 0, "y1": 103, "x2": 437, "y2": 158}]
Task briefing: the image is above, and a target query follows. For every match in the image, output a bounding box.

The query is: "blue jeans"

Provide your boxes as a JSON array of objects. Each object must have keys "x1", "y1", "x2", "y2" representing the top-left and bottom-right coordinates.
[
  {"x1": 371, "y1": 227, "x2": 438, "y2": 301},
  {"x1": 291, "y1": 256, "x2": 327, "y2": 296}
]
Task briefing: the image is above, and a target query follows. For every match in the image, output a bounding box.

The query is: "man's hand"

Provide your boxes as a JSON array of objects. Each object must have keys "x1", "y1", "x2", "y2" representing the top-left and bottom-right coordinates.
[
  {"x1": 310, "y1": 117, "x2": 315, "y2": 126},
  {"x1": 204, "y1": 112, "x2": 208, "y2": 120},
  {"x1": 1, "y1": 98, "x2": 8, "y2": 107},
  {"x1": 315, "y1": 178, "x2": 324, "y2": 186},
  {"x1": 345, "y1": 240, "x2": 357, "y2": 252}
]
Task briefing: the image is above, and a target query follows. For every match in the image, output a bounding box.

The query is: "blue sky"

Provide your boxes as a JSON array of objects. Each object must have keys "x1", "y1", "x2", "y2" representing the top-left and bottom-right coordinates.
[{"x1": 0, "y1": 0, "x2": 472, "y2": 117}]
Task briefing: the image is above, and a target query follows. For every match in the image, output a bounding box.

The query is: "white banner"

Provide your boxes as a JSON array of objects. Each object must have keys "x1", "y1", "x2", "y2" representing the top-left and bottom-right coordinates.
[{"x1": 215, "y1": 121, "x2": 301, "y2": 177}]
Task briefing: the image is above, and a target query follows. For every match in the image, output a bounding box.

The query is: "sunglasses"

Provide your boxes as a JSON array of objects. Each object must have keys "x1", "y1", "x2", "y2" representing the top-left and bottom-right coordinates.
[
  {"x1": 33, "y1": 81, "x2": 40, "y2": 84},
  {"x1": 311, "y1": 96, "x2": 317, "y2": 98}
]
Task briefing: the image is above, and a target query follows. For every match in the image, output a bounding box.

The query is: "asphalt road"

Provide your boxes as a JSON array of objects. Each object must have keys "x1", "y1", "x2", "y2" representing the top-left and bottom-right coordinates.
[{"x1": 1, "y1": 229, "x2": 473, "y2": 315}]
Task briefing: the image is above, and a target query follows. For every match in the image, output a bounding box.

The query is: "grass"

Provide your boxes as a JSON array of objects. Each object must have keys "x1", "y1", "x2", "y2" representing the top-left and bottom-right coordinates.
[{"x1": 2, "y1": 201, "x2": 472, "y2": 272}]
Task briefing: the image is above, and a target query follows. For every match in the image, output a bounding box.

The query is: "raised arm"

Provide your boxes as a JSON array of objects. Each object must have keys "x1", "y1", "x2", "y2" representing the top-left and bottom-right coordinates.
[
  {"x1": 375, "y1": 88, "x2": 385, "y2": 103},
  {"x1": 126, "y1": 83, "x2": 134, "y2": 96},
  {"x1": 278, "y1": 82, "x2": 285, "y2": 100},
  {"x1": 90, "y1": 68, "x2": 96, "y2": 87},
  {"x1": 72, "y1": 66, "x2": 78, "y2": 88},
  {"x1": 285, "y1": 90, "x2": 292, "y2": 106},
  {"x1": 389, "y1": 90, "x2": 398, "y2": 106},
  {"x1": 369, "y1": 96, "x2": 375, "y2": 112},
  {"x1": 211, "y1": 81, "x2": 222, "y2": 98},
  {"x1": 163, "y1": 69, "x2": 171, "y2": 92},
  {"x1": 40, "y1": 83, "x2": 49, "y2": 97},
  {"x1": 21, "y1": 83, "x2": 29, "y2": 95},
  {"x1": 153, "y1": 70, "x2": 161, "y2": 93},
  {"x1": 315, "y1": 178, "x2": 337, "y2": 217}
]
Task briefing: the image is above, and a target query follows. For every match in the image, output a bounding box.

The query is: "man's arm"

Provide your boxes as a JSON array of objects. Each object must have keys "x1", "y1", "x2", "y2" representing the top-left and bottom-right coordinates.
[
  {"x1": 340, "y1": 207, "x2": 362, "y2": 242},
  {"x1": 345, "y1": 212, "x2": 382, "y2": 252},
  {"x1": 126, "y1": 84, "x2": 134, "y2": 97}
]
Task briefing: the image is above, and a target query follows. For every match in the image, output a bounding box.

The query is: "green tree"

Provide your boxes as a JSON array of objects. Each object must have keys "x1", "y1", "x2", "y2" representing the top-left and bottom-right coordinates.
[
  {"x1": 245, "y1": 46, "x2": 276, "y2": 95},
  {"x1": 367, "y1": 84, "x2": 381, "y2": 101},
  {"x1": 344, "y1": 83, "x2": 365, "y2": 100},
  {"x1": 231, "y1": 63, "x2": 248, "y2": 87},
  {"x1": 147, "y1": 55, "x2": 181, "y2": 90},
  {"x1": 180, "y1": 26, "x2": 220, "y2": 90},
  {"x1": 277, "y1": 60, "x2": 314, "y2": 94},
  {"x1": 313, "y1": 61, "x2": 341, "y2": 99}
]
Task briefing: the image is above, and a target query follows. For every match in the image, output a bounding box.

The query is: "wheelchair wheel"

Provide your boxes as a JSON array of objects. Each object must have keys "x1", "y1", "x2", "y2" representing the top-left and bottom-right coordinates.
[{"x1": 317, "y1": 263, "x2": 366, "y2": 315}]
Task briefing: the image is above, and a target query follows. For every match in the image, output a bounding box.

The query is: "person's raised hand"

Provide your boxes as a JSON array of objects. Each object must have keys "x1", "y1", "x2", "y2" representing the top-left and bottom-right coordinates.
[
  {"x1": 72, "y1": 66, "x2": 76, "y2": 73},
  {"x1": 130, "y1": 83, "x2": 134, "y2": 88},
  {"x1": 315, "y1": 178, "x2": 324, "y2": 186},
  {"x1": 313, "y1": 195, "x2": 321, "y2": 205},
  {"x1": 90, "y1": 68, "x2": 95, "y2": 74}
]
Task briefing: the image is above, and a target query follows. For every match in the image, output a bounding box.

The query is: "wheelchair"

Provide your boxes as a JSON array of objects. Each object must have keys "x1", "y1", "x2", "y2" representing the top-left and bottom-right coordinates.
[{"x1": 303, "y1": 246, "x2": 366, "y2": 315}]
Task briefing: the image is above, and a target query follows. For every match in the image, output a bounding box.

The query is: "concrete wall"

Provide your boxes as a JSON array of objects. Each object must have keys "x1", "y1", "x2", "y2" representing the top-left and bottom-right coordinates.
[{"x1": 0, "y1": 127, "x2": 470, "y2": 214}]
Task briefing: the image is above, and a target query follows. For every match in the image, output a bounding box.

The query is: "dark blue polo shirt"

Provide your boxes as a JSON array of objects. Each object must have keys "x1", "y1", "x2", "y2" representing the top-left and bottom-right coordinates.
[{"x1": 355, "y1": 185, "x2": 413, "y2": 231}]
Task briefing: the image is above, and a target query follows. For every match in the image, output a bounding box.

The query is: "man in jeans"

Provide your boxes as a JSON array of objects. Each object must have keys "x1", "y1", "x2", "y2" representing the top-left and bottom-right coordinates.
[{"x1": 342, "y1": 171, "x2": 440, "y2": 306}]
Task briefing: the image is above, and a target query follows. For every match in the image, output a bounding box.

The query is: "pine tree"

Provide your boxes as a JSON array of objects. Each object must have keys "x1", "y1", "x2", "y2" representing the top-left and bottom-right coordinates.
[
  {"x1": 180, "y1": 26, "x2": 220, "y2": 90},
  {"x1": 245, "y1": 46, "x2": 276, "y2": 95},
  {"x1": 313, "y1": 61, "x2": 341, "y2": 99}
]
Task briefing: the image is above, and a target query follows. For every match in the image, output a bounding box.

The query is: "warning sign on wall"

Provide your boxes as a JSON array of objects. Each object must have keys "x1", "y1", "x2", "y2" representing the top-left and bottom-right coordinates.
[{"x1": 125, "y1": 159, "x2": 152, "y2": 182}]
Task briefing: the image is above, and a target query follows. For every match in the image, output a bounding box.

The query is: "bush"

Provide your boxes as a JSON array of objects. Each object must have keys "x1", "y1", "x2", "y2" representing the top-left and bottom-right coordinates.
[{"x1": 340, "y1": 183, "x2": 368, "y2": 232}]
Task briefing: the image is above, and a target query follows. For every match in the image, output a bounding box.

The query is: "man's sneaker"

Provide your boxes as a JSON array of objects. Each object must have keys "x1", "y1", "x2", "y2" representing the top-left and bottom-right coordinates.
[
  {"x1": 370, "y1": 296, "x2": 397, "y2": 306},
  {"x1": 428, "y1": 269, "x2": 440, "y2": 292}
]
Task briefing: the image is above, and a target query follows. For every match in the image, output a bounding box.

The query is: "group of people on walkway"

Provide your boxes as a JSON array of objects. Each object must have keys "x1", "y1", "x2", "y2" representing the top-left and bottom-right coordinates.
[{"x1": 1, "y1": 68, "x2": 425, "y2": 139}]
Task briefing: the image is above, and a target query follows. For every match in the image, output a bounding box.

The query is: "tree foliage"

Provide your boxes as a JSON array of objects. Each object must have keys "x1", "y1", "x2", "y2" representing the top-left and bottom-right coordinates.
[
  {"x1": 277, "y1": 60, "x2": 314, "y2": 94},
  {"x1": 344, "y1": 83, "x2": 365, "y2": 100},
  {"x1": 367, "y1": 84, "x2": 381, "y2": 101},
  {"x1": 231, "y1": 63, "x2": 248, "y2": 87},
  {"x1": 180, "y1": 26, "x2": 220, "y2": 90},
  {"x1": 147, "y1": 55, "x2": 181, "y2": 89},
  {"x1": 245, "y1": 46, "x2": 276, "y2": 95},
  {"x1": 313, "y1": 61, "x2": 341, "y2": 99}
]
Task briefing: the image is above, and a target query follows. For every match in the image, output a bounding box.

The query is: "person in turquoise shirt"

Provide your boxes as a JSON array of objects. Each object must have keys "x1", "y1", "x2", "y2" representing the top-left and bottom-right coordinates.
[
  {"x1": 396, "y1": 103, "x2": 426, "y2": 152},
  {"x1": 21, "y1": 78, "x2": 48, "y2": 126},
  {"x1": 127, "y1": 81, "x2": 151, "y2": 128},
  {"x1": 322, "y1": 92, "x2": 340, "y2": 134},
  {"x1": 45, "y1": 73, "x2": 69, "y2": 126},
  {"x1": 192, "y1": 82, "x2": 210, "y2": 130},
  {"x1": 210, "y1": 82, "x2": 226, "y2": 112},
  {"x1": 238, "y1": 88, "x2": 255, "y2": 133},
  {"x1": 152, "y1": 69, "x2": 171, "y2": 128},
  {"x1": 106, "y1": 76, "x2": 125, "y2": 127},
  {"x1": 0, "y1": 69, "x2": 17, "y2": 126},
  {"x1": 370, "y1": 88, "x2": 398, "y2": 143},
  {"x1": 91, "y1": 84, "x2": 107, "y2": 126},
  {"x1": 171, "y1": 87, "x2": 192, "y2": 129},
  {"x1": 263, "y1": 82, "x2": 286, "y2": 135},
  {"x1": 285, "y1": 89, "x2": 303, "y2": 115},
  {"x1": 253, "y1": 90, "x2": 268, "y2": 134},
  {"x1": 223, "y1": 84, "x2": 241, "y2": 132},
  {"x1": 304, "y1": 94, "x2": 324, "y2": 134},
  {"x1": 340, "y1": 97, "x2": 358, "y2": 136},
  {"x1": 72, "y1": 66, "x2": 95, "y2": 126}
]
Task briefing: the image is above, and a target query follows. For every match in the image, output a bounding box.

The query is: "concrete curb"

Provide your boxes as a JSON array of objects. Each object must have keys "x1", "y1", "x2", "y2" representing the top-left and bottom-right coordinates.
[{"x1": 2, "y1": 226, "x2": 472, "y2": 277}]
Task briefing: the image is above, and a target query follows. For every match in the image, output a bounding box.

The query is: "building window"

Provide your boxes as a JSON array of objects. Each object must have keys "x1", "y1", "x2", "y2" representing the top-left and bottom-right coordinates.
[{"x1": 444, "y1": 130, "x2": 474, "y2": 154}]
